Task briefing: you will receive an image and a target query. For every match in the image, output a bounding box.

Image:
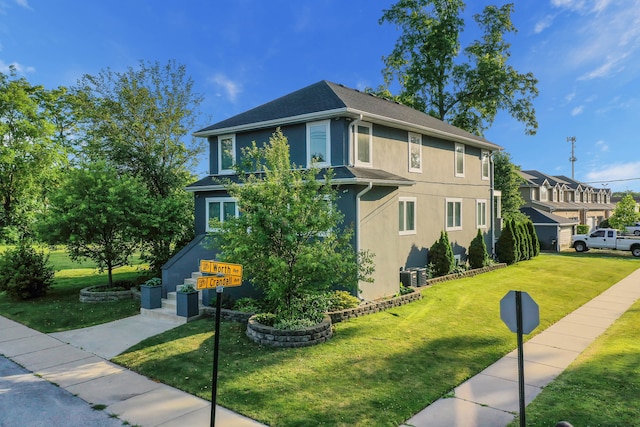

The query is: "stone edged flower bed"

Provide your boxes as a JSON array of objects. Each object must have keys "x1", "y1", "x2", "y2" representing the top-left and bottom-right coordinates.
[
  {"x1": 246, "y1": 315, "x2": 333, "y2": 348},
  {"x1": 79, "y1": 284, "x2": 135, "y2": 303}
]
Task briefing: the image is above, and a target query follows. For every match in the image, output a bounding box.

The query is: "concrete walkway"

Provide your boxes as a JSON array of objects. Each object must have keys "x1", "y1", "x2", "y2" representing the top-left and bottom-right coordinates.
[
  {"x1": 402, "y1": 267, "x2": 640, "y2": 427},
  {"x1": 0, "y1": 314, "x2": 265, "y2": 427}
]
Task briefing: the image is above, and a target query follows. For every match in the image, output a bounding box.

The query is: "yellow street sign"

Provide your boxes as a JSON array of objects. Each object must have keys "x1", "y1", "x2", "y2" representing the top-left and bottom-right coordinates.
[
  {"x1": 197, "y1": 275, "x2": 242, "y2": 289},
  {"x1": 199, "y1": 260, "x2": 243, "y2": 277}
]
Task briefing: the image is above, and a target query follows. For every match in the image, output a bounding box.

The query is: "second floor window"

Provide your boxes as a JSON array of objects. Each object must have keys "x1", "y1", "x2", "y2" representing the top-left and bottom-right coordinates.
[
  {"x1": 408, "y1": 132, "x2": 422, "y2": 172},
  {"x1": 481, "y1": 150, "x2": 490, "y2": 180},
  {"x1": 356, "y1": 122, "x2": 372, "y2": 167},
  {"x1": 455, "y1": 143, "x2": 465, "y2": 177},
  {"x1": 307, "y1": 120, "x2": 330, "y2": 167},
  {"x1": 218, "y1": 134, "x2": 236, "y2": 174},
  {"x1": 540, "y1": 186, "x2": 548, "y2": 201}
]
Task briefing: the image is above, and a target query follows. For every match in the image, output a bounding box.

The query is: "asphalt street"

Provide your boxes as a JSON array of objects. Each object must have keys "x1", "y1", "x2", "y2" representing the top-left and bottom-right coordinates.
[{"x1": 0, "y1": 356, "x2": 124, "y2": 427}]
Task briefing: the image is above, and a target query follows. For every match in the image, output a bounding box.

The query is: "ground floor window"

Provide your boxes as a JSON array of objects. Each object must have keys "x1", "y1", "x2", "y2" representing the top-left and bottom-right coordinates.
[
  {"x1": 206, "y1": 197, "x2": 238, "y2": 231},
  {"x1": 476, "y1": 199, "x2": 487, "y2": 229},
  {"x1": 446, "y1": 198, "x2": 462, "y2": 231},
  {"x1": 399, "y1": 197, "x2": 416, "y2": 235}
]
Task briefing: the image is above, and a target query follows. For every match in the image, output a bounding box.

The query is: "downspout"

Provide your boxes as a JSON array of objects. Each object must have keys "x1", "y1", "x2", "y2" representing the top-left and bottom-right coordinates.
[
  {"x1": 490, "y1": 151, "x2": 496, "y2": 256},
  {"x1": 356, "y1": 182, "x2": 373, "y2": 300}
]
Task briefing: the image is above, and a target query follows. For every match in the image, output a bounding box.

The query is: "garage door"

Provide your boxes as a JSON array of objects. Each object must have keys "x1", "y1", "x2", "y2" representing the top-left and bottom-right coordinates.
[{"x1": 559, "y1": 226, "x2": 573, "y2": 249}]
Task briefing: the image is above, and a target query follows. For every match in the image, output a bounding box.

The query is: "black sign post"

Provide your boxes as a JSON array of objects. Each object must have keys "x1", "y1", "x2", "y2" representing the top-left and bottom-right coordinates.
[
  {"x1": 500, "y1": 290, "x2": 539, "y2": 427},
  {"x1": 210, "y1": 284, "x2": 224, "y2": 427}
]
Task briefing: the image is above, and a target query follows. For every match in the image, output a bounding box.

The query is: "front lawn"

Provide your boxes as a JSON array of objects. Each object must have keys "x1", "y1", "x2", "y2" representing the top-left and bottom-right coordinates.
[
  {"x1": 112, "y1": 254, "x2": 640, "y2": 426},
  {"x1": 0, "y1": 246, "x2": 147, "y2": 333}
]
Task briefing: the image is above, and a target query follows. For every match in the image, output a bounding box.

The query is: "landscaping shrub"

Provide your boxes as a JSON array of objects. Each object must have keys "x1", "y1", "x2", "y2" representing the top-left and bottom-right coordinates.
[
  {"x1": 397, "y1": 284, "x2": 415, "y2": 296},
  {"x1": 527, "y1": 221, "x2": 540, "y2": 257},
  {"x1": 233, "y1": 297, "x2": 262, "y2": 313},
  {"x1": 496, "y1": 219, "x2": 517, "y2": 265},
  {"x1": 328, "y1": 290, "x2": 360, "y2": 311},
  {"x1": 576, "y1": 224, "x2": 590, "y2": 234},
  {"x1": 0, "y1": 244, "x2": 55, "y2": 300},
  {"x1": 252, "y1": 312, "x2": 276, "y2": 327},
  {"x1": 518, "y1": 222, "x2": 531, "y2": 261},
  {"x1": 599, "y1": 219, "x2": 610, "y2": 229},
  {"x1": 429, "y1": 231, "x2": 455, "y2": 276},
  {"x1": 468, "y1": 229, "x2": 489, "y2": 269}
]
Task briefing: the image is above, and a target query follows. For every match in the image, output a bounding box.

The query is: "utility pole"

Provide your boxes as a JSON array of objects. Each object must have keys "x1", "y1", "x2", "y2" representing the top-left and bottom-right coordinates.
[{"x1": 567, "y1": 136, "x2": 577, "y2": 179}]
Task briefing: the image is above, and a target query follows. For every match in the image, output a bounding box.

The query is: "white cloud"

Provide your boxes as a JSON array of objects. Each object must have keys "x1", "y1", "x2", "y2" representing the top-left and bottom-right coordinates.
[
  {"x1": 534, "y1": 15, "x2": 555, "y2": 34},
  {"x1": 585, "y1": 161, "x2": 640, "y2": 190},
  {"x1": 15, "y1": 0, "x2": 30, "y2": 8},
  {"x1": 595, "y1": 140, "x2": 609, "y2": 152},
  {"x1": 0, "y1": 60, "x2": 35, "y2": 73},
  {"x1": 578, "y1": 53, "x2": 628, "y2": 80},
  {"x1": 551, "y1": 0, "x2": 612, "y2": 14},
  {"x1": 209, "y1": 73, "x2": 241, "y2": 103},
  {"x1": 571, "y1": 105, "x2": 584, "y2": 116},
  {"x1": 565, "y1": 92, "x2": 576, "y2": 103}
]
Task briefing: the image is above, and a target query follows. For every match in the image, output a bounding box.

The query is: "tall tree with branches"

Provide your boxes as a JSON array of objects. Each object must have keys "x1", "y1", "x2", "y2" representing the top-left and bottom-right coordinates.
[
  {"x1": 374, "y1": 0, "x2": 538, "y2": 136},
  {"x1": 74, "y1": 60, "x2": 205, "y2": 271}
]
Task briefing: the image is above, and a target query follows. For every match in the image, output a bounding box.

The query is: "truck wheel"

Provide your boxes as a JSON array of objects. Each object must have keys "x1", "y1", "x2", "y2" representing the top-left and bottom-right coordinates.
[
  {"x1": 632, "y1": 246, "x2": 640, "y2": 257},
  {"x1": 574, "y1": 242, "x2": 586, "y2": 252}
]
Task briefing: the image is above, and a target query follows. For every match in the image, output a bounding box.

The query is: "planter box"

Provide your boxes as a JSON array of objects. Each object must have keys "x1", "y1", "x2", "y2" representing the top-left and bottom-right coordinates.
[
  {"x1": 140, "y1": 285, "x2": 162, "y2": 309},
  {"x1": 177, "y1": 291, "x2": 199, "y2": 318}
]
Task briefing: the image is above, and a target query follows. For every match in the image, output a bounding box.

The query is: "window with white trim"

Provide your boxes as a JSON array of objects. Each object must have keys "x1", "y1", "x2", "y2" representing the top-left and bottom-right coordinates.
[
  {"x1": 399, "y1": 197, "x2": 417, "y2": 235},
  {"x1": 540, "y1": 186, "x2": 548, "y2": 201},
  {"x1": 446, "y1": 198, "x2": 462, "y2": 231},
  {"x1": 218, "y1": 134, "x2": 236, "y2": 174},
  {"x1": 481, "y1": 150, "x2": 490, "y2": 180},
  {"x1": 455, "y1": 143, "x2": 465, "y2": 177},
  {"x1": 205, "y1": 197, "x2": 238, "y2": 231},
  {"x1": 355, "y1": 122, "x2": 372, "y2": 167},
  {"x1": 307, "y1": 120, "x2": 331, "y2": 167},
  {"x1": 476, "y1": 199, "x2": 487, "y2": 229},
  {"x1": 408, "y1": 132, "x2": 422, "y2": 172}
]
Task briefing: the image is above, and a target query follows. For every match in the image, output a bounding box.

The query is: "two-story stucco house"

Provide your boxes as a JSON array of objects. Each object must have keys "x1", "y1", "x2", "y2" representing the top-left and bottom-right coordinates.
[
  {"x1": 519, "y1": 170, "x2": 614, "y2": 250},
  {"x1": 162, "y1": 81, "x2": 502, "y2": 301}
]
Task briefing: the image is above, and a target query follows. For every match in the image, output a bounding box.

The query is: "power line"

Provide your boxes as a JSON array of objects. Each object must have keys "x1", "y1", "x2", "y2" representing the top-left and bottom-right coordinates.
[{"x1": 582, "y1": 177, "x2": 640, "y2": 184}]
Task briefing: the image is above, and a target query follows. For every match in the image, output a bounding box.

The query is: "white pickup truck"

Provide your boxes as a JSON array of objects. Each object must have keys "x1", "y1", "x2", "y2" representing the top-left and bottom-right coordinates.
[
  {"x1": 625, "y1": 222, "x2": 640, "y2": 236},
  {"x1": 572, "y1": 228, "x2": 640, "y2": 257}
]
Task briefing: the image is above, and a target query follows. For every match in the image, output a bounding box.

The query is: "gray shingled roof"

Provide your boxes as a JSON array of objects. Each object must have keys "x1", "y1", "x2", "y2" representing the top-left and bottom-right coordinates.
[
  {"x1": 194, "y1": 80, "x2": 501, "y2": 150},
  {"x1": 520, "y1": 206, "x2": 578, "y2": 225}
]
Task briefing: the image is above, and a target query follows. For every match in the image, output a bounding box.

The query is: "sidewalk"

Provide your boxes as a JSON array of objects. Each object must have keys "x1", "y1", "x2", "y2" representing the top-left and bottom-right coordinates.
[
  {"x1": 0, "y1": 314, "x2": 265, "y2": 427},
  {"x1": 402, "y1": 267, "x2": 640, "y2": 427}
]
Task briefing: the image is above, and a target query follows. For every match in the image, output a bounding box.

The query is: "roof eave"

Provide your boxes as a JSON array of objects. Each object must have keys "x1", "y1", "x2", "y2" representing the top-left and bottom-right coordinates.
[{"x1": 192, "y1": 108, "x2": 350, "y2": 137}]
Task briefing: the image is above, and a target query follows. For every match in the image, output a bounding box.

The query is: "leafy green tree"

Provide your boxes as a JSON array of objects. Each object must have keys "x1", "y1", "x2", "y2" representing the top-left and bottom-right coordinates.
[
  {"x1": 211, "y1": 130, "x2": 374, "y2": 326},
  {"x1": 40, "y1": 162, "x2": 149, "y2": 286},
  {"x1": 609, "y1": 194, "x2": 639, "y2": 230},
  {"x1": 374, "y1": 0, "x2": 538, "y2": 136},
  {"x1": 73, "y1": 60, "x2": 204, "y2": 271},
  {"x1": 468, "y1": 228, "x2": 489, "y2": 269},
  {"x1": 429, "y1": 230, "x2": 455, "y2": 276},
  {"x1": 493, "y1": 151, "x2": 526, "y2": 221},
  {"x1": 0, "y1": 69, "x2": 66, "y2": 241}
]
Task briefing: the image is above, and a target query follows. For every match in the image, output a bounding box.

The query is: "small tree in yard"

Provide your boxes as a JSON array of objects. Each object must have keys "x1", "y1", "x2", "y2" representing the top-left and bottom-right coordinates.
[
  {"x1": 527, "y1": 221, "x2": 540, "y2": 257},
  {"x1": 429, "y1": 231, "x2": 455, "y2": 276},
  {"x1": 496, "y1": 219, "x2": 517, "y2": 265},
  {"x1": 609, "y1": 194, "x2": 640, "y2": 230},
  {"x1": 211, "y1": 129, "x2": 374, "y2": 329},
  {"x1": 468, "y1": 229, "x2": 489, "y2": 269},
  {"x1": 40, "y1": 161, "x2": 149, "y2": 287}
]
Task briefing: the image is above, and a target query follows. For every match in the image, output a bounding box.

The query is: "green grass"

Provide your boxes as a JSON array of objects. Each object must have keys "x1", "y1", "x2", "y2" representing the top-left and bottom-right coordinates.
[
  {"x1": 112, "y1": 253, "x2": 640, "y2": 426},
  {"x1": 0, "y1": 245, "x2": 147, "y2": 332},
  {"x1": 508, "y1": 297, "x2": 640, "y2": 426}
]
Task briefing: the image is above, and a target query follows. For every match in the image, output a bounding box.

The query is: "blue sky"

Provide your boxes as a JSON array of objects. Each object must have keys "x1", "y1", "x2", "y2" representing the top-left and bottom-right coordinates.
[{"x1": 3, "y1": 0, "x2": 639, "y2": 191}]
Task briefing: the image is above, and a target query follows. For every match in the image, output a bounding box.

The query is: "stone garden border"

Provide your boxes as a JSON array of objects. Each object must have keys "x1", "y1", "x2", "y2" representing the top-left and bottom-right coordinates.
[
  {"x1": 79, "y1": 284, "x2": 135, "y2": 303},
  {"x1": 246, "y1": 315, "x2": 333, "y2": 348}
]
